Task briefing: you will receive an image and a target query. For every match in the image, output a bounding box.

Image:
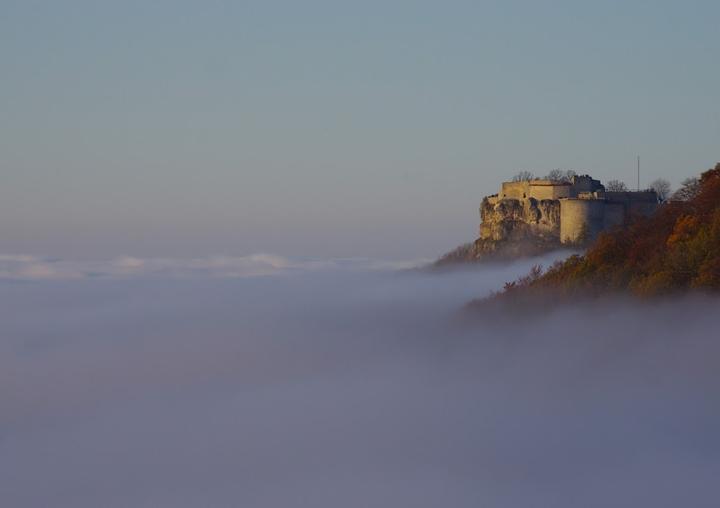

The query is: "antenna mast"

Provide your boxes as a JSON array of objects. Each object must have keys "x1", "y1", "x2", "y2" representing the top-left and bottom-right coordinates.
[{"x1": 637, "y1": 155, "x2": 640, "y2": 191}]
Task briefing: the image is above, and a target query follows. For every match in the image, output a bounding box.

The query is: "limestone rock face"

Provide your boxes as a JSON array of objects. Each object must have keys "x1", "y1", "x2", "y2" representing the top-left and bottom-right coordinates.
[
  {"x1": 479, "y1": 197, "x2": 561, "y2": 242},
  {"x1": 434, "y1": 197, "x2": 563, "y2": 267}
]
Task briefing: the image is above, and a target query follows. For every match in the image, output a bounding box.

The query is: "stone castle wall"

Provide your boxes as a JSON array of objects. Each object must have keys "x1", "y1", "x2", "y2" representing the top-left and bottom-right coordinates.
[
  {"x1": 560, "y1": 198, "x2": 606, "y2": 243},
  {"x1": 604, "y1": 202, "x2": 626, "y2": 229},
  {"x1": 528, "y1": 182, "x2": 572, "y2": 200},
  {"x1": 482, "y1": 176, "x2": 658, "y2": 246},
  {"x1": 500, "y1": 181, "x2": 572, "y2": 200}
]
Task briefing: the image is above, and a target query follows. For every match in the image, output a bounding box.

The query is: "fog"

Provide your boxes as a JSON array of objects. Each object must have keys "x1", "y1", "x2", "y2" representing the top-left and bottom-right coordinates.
[{"x1": 2, "y1": 252, "x2": 719, "y2": 507}]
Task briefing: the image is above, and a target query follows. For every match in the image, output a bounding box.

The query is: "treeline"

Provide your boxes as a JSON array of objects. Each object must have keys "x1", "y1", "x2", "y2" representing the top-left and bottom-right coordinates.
[
  {"x1": 511, "y1": 169, "x2": 675, "y2": 201},
  {"x1": 511, "y1": 169, "x2": 578, "y2": 182},
  {"x1": 484, "y1": 163, "x2": 720, "y2": 304}
]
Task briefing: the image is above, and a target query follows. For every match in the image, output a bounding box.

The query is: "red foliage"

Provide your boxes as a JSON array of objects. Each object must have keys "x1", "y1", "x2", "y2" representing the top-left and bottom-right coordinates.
[{"x1": 496, "y1": 162, "x2": 720, "y2": 301}]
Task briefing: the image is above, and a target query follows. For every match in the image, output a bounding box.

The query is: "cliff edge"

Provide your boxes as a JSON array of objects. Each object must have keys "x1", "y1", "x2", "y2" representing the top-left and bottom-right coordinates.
[
  {"x1": 435, "y1": 196, "x2": 562, "y2": 266},
  {"x1": 434, "y1": 174, "x2": 658, "y2": 267}
]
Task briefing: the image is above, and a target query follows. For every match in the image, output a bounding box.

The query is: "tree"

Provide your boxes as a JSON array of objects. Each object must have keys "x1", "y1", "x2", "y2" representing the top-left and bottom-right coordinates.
[
  {"x1": 672, "y1": 177, "x2": 700, "y2": 201},
  {"x1": 649, "y1": 178, "x2": 672, "y2": 202},
  {"x1": 512, "y1": 171, "x2": 536, "y2": 182},
  {"x1": 606, "y1": 179, "x2": 628, "y2": 192},
  {"x1": 546, "y1": 169, "x2": 577, "y2": 183}
]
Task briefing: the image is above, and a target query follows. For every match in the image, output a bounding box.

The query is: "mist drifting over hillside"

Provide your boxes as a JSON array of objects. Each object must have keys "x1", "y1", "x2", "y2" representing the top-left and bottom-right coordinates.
[{"x1": 3, "y1": 253, "x2": 720, "y2": 507}]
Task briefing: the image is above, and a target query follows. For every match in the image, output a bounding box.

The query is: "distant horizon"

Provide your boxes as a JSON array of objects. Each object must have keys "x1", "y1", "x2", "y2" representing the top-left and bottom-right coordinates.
[{"x1": 1, "y1": 162, "x2": 711, "y2": 261}]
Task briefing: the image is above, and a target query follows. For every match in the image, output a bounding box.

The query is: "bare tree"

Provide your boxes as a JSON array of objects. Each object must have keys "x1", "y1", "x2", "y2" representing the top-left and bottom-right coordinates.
[
  {"x1": 512, "y1": 171, "x2": 536, "y2": 182},
  {"x1": 546, "y1": 169, "x2": 577, "y2": 183},
  {"x1": 671, "y1": 177, "x2": 700, "y2": 201},
  {"x1": 546, "y1": 169, "x2": 564, "y2": 182},
  {"x1": 649, "y1": 178, "x2": 672, "y2": 202},
  {"x1": 605, "y1": 179, "x2": 628, "y2": 192}
]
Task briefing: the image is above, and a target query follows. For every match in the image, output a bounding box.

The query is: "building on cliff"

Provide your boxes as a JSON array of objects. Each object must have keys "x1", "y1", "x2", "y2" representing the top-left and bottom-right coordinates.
[{"x1": 480, "y1": 175, "x2": 659, "y2": 244}]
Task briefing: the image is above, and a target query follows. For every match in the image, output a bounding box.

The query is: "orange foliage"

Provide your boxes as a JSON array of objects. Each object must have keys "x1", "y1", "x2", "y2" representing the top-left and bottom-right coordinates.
[
  {"x1": 497, "y1": 162, "x2": 720, "y2": 301},
  {"x1": 667, "y1": 215, "x2": 699, "y2": 246}
]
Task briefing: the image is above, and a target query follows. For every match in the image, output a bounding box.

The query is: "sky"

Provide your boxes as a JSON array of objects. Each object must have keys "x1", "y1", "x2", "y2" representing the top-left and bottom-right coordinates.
[{"x1": 1, "y1": 0, "x2": 719, "y2": 259}]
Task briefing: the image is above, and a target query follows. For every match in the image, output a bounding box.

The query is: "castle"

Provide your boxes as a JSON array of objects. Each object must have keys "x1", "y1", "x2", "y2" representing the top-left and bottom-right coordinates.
[{"x1": 481, "y1": 175, "x2": 659, "y2": 244}]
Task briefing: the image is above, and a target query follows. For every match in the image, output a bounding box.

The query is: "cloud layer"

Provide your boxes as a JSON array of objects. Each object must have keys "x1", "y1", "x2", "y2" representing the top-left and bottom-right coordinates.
[
  {"x1": 0, "y1": 253, "x2": 432, "y2": 280},
  {"x1": 2, "y1": 254, "x2": 719, "y2": 507}
]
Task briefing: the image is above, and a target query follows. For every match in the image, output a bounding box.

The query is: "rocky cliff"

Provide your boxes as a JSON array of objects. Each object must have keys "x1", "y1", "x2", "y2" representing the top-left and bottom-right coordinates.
[
  {"x1": 479, "y1": 196, "x2": 560, "y2": 242},
  {"x1": 434, "y1": 173, "x2": 658, "y2": 267},
  {"x1": 434, "y1": 196, "x2": 563, "y2": 266}
]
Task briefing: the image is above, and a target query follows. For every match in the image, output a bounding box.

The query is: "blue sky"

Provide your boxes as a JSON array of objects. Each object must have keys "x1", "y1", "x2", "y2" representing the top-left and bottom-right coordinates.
[{"x1": 1, "y1": 0, "x2": 718, "y2": 259}]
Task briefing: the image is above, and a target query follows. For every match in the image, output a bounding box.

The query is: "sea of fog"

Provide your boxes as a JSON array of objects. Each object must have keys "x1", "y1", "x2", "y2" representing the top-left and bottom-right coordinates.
[{"x1": 2, "y1": 252, "x2": 720, "y2": 507}]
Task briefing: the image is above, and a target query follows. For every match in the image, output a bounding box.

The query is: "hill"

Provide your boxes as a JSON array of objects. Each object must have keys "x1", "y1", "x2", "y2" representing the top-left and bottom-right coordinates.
[{"x1": 470, "y1": 163, "x2": 720, "y2": 310}]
